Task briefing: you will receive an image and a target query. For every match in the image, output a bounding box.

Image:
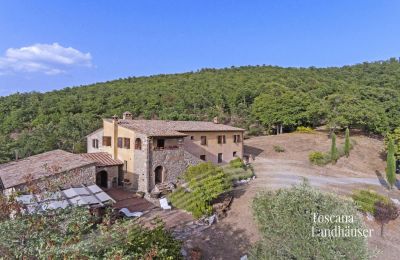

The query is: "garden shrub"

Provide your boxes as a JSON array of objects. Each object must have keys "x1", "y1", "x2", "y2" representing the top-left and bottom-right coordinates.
[
  {"x1": 308, "y1": 151, "x2": 329, "y2": 165},
  {"x1": 0, "y1": 206, "x2": 182, "y2": 259},
  {"x1": 273, "y1": 145, "x2": 285, "y2": 153},
  {"x1": 352, "y1": 189, "x2": 389, "y2": 214},
  {"x1": 296, "y1": 126, "x2": 314, "y2": 133},
  {"x1": 249, "y1": 182, "x2": 369, "y2": 260},
  {"x1": 169, "y1": 162, "x2": 230, "y2": 218},
  {"x1": 224, "y1": 160, "x2": 254, "y2": 182},
  {"x1": 229, "y1": 157, "x2": 245, "y2": 168},
  {"x1": 225, "y1": 167, "x2": 254, "y2": 182}
]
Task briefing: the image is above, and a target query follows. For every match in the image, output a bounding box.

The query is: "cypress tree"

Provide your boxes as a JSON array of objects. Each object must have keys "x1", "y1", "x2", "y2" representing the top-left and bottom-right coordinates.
[
  {"x1": 386, "y1": 138, "x2": 396, "y2": 189},
  {"x1": 330, "y1": 133, "x2": 339, "y2": 164},
  {"x1": 344, "y1": 128, "x2": 351, "y2": 157}
]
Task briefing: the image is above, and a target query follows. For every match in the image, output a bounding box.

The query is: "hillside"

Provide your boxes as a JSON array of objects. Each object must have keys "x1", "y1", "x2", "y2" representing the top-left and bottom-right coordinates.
[{"x1": 1, "y1": 58, "x2": 400, "y2": 162}]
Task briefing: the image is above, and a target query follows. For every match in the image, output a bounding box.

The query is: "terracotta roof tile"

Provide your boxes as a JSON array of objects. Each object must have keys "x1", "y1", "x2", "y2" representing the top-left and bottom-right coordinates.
[
  {"x1": 105, "y1": 119, "x2": 244, "y2": 137},
  {"x1": 0, "y1": 150, "x2": 95, "y2": 189},
  {"x1": 80, "y1": 153, "x2": 123, "y2": 167}
]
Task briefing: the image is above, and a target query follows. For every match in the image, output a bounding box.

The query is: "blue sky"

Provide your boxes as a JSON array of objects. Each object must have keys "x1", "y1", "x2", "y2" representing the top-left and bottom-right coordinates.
[{"x1": 0, "y1": 1, "x2": 399, "y2": 96}]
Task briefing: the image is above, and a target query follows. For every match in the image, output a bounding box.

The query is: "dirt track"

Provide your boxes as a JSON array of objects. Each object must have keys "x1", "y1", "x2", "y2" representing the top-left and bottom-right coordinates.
[{"x1": 188, "y1": 132, "x2": 400, "y2": 259}]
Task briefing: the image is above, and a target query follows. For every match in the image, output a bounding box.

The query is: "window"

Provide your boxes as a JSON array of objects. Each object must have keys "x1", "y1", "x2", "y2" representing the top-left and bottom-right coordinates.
[
  {"x1": 201, "y1": 136, "x2": 207, "y2": 145},
  {"x1": 234, "y1": 134, "x2": 242, "y2": 143},
  {"x1": 157, "y1": 139, "x2": 165, "y2": 149},
  {"x1": 124, "y1": 138, "x2": 130, "y2": 149},
  {"x1": 0, "y1": 178, "x2": 4, "y2": 191},
  {"x1": 135, "y1": 138, "x2": 142, "y2": 150},
  {"x1": 218, "y1": 135, "x2": 226, "y2": 144},
  {"x1": 233, "y1": 151, "x2": 237, "y2": 157},
  {"x1": 117, "y1": 137, "x2": 123, "y2": 148},
  {"x1": 92, "y1": 139, "x2": 99, "y2": 149},
  {"x1": 200, "y1": 155, "x2": 206, "y2": 161},
  {"x1": 102, "y1": 136, "x2": 112, "y2": 146},
  {"x1": 190, "y1": 136, "x2": 194, "y2": 140},
  {"x1": 218, "y1": 153, "x2": 223, "y2": 163}
]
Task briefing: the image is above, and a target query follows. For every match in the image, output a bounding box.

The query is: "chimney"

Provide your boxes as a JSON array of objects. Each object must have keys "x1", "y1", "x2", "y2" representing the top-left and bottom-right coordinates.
[
  {"x1": 112, "y1": 114, "x2": 119, "y2": 124},
  {"x1": 213, "y1": 117, "x2": 219, "y2": 124},
  {"x1": 122, "y1": 111, "x2": 133, "y2": 120}
]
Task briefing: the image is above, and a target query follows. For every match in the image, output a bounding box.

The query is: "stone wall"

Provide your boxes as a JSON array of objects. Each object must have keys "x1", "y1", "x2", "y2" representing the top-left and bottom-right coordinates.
[
  {"x1": 133, "y1": 134, "x2": 221, "y2": 194},
  {"x1": 96, "y1": 165, "x2": 120, "y2": 189},
  {"x1": 149, "y1": 147, "x2": 198, "y2": 192},
  {"x1": 184, "y1": 150, "x2": 204, "y2": 168},
  {"x1": 12, "y1": 165, "x2": 96, "y2": 193},
  {"x1": 134, "y1": 133, "x2": 150, "y2": 192}
]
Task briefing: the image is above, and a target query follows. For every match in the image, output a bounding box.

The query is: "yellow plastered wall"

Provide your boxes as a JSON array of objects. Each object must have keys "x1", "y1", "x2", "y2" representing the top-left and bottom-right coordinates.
[
  {"x1": 182, "y1": 131, "x2": 243, "y2": 164},
  {"x1": 102, "y1": 120, "x2": 136, "y2": 174}
]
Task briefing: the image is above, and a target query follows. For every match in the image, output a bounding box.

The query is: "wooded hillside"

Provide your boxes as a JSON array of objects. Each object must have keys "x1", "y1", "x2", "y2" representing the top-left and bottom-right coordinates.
[{"x1": 1, "y1": 58, "x2": 400, "y2": 162}]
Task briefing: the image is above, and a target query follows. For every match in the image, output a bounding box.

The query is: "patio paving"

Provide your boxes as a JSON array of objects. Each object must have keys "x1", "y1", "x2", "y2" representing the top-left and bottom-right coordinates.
[
  {"x1": 105, "y1": 188, "x2": 195, "y2": 236},
  {"x1": 105, "y1": 188, "x2": 155, "y2": 212}
]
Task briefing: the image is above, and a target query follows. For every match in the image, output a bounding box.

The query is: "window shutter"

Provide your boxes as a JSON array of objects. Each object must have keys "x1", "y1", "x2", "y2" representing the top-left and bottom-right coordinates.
[
  {"x1": 102, "y1": 136, "x2": 111, "y2": 146},
  {"x1": 124, "y1": 138, "x2": 130, "y2": 149}
]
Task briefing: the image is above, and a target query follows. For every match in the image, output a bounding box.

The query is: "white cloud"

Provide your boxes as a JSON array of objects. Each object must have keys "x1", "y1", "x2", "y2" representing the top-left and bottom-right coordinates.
[{"x1": 0, "y1": 43, "x2": 92, "y2": 75}]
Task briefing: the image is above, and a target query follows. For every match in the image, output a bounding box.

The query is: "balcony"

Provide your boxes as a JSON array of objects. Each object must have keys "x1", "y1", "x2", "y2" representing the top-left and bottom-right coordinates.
[{"x1": 153, "y1": 145, "x2": 180, "y2": 151}]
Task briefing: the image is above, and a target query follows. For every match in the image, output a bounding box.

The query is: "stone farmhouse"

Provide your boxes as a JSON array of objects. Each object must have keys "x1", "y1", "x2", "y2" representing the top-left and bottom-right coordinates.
[
  {"x1": 86, "y1": 112, "x2": 244, "y2": 193},
  {"x1": 0, "y1": 113, "x2": 244, "y2": 196}
]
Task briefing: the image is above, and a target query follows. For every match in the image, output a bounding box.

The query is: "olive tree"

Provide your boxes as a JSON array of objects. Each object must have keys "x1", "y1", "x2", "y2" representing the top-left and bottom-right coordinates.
[
  {"x1": 374, "y1": 200, "x2": 399, "y2": 237},
  {"x1": 250, "y1": 182, "x2": 369, "y2": 259}
]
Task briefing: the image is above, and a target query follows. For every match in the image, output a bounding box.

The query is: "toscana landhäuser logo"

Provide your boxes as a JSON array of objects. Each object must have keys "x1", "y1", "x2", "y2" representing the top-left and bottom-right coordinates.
[{"x1": 312, "y1": 213, "x2": 373, "y2": 238}]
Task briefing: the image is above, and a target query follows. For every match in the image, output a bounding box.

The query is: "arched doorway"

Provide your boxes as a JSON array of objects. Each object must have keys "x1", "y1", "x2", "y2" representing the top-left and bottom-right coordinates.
[
  {"x1": 154, "y1": 166, "x2": 163, "y2": 184},
  {"x1": 135, "y1": 138, "x2": 142, "y2": 150},
  {"x1": 96, "y1": 171, "x2": 108, "y2": 188}
]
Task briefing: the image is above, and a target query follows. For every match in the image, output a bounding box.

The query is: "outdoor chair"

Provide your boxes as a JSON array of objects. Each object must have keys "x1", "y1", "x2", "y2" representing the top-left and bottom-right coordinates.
[
  {"x1": 119, "y1": 207, "x2": 143, "y2": 218},
  {"x1": 159, "y1": 197, "x2": 172, "y2": 210}
]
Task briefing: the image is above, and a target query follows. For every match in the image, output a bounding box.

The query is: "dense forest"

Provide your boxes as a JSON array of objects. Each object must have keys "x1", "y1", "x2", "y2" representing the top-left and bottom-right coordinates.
[{"x1": 1, "y1": 58, "x2": 400, "y2": 163}]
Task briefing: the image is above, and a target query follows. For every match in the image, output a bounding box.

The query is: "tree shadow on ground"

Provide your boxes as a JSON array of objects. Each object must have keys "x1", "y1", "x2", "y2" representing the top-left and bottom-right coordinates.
[
  {"x1": 231, "y1": 186, "x2": 247, "y2": 199},
  {"x1": 394, "y1": 179, "x2": 400, "y2": 190},
  {"x1": 379, "y1": 150, "x2": 387, "y2": 161},
  {"x1": 244, "y1": 145, "x2": 264, "y2": 157},
  {"x1": 375, "y1": 170, "x2": 390, "y2": 190},
  {"x1": 185, "y1": 222, "x2": 253, "y2": 259}
]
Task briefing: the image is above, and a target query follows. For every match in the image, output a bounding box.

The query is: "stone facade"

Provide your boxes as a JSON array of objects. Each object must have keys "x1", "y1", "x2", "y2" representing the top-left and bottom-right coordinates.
[
  {"x1": 7, "y1": 165, "x2": 96, "y2": 195},
  {"x1": 134, "y1": 133, "x2": 150, "y2": 192},
  {"x1": 149, "y1": 147, "x2": 187, "y2": 191},
  {"x1": 95, "y1": 165, "x2": 120, "y2": 189},
  {"x1": 134, "y1": 137, "x2": 202, "y2": 193},
  {"x1": 183, "y1": 150, "x2": 204, "y2": 167}
]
